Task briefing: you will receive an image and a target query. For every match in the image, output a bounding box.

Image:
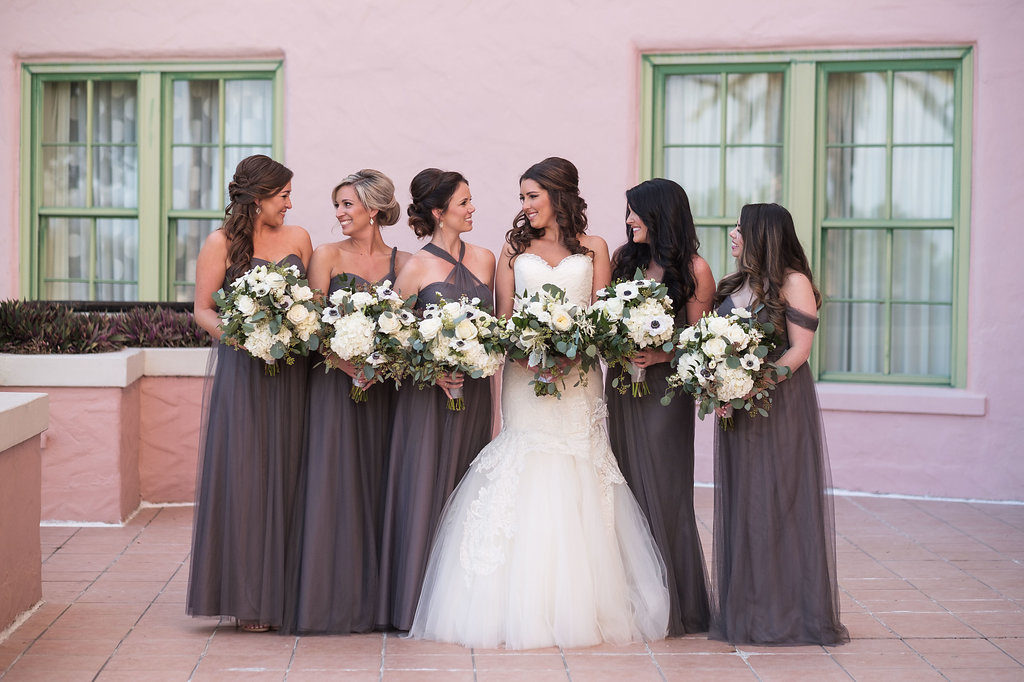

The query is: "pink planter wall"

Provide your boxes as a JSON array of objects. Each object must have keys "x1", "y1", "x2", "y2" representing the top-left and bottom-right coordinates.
[
  {"x1": 139, "y1": 376, "x2": 203, "y2": 504},
  {"x1": 0, "y1": 431, "x2": 42, "y2": 631}
]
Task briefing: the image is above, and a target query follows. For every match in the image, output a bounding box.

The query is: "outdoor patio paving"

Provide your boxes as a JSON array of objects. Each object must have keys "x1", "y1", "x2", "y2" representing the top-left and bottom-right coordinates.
[{"x1": 1, "y1": 488, "x2": 1022, "y2": 681}]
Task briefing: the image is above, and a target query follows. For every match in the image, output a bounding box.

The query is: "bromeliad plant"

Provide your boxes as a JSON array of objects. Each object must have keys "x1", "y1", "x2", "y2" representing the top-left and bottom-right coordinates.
[
  {"x1": 588, "y1": 271, "x2": 676, "y2": 397},
  {"x1": 662, "y1": 306, "x2": 787, "y2": 429},
  {"x1": 406, "y1": 296, "x2": 505, "y2": 411},
  {"x1": 320, "y1": 278, "x2": 416, "y2": 402},
  {"x1": 504, "y1": 283, "x2": 599, "y2": 398},
  {"x1": 214, "y1": 262, "x2": 322, "y2": 375}
]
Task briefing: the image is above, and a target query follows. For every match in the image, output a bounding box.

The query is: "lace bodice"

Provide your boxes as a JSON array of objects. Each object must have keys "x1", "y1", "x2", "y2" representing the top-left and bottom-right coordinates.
[{"x1": 513, "y1": 253, "x2": 593, "y2": 307}]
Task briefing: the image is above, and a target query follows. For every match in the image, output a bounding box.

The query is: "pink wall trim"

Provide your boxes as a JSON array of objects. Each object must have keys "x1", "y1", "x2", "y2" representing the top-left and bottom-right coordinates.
[
  {"x1": 139, "y1": 376, "x2": 202, "y2": 504},
  {"x1": 0, "y1": 436, "x2": 42, "y2": 630}
]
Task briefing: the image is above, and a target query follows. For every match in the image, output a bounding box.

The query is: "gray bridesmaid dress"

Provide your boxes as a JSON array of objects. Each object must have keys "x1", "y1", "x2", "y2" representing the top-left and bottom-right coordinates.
[
  {"x1": 376, "y1": 242, "x2": 494, "y2": 631},
  {"x1": 187, "y1": 254, "x2": 310, "y2": 629},
  {"x1": 605, "y1": 303, "x2": 711, "y2": 635},
  {"x1": 709, "y1": 296, "x2": 848, "y2": 646},
  {"x1": 283, "y1": 249, "x2": 399, "y2": 634}
]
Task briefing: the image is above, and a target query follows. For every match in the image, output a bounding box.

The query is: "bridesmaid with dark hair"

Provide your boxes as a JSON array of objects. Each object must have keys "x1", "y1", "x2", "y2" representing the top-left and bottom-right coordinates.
[
  {"x1": 376, "y1": 169, "x2": 495, "y2": 631},
  {"x1": 187, "y1": 154, "x2": 313, "y2": 632},
  {"x1": 283, "y1": 169, "x2": 411, "y2": 635},
  {"x1": 710, "y1": 203, "x2": 848, "y2": 646},
  {"x1": 605, "y1": 178, "x2": 715, "y2": 636}
]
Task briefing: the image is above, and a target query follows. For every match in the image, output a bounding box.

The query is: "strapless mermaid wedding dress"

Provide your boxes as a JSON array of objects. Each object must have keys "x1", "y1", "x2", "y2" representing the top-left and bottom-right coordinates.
[{"x1": 409, "y1": 253, "x2": 669, "y2": 649}]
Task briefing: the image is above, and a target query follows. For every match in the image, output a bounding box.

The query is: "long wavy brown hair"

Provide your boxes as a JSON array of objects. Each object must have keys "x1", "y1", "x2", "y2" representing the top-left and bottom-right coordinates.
[
  {"x1": 714, "y1": 203, "x2": 821, "y2": 338},
  {"x1": 223, "y1": 155, "x2": 293, "y2": 281},
  {"x1": 505, "y1": 157, "x2": 592, "y2": 264}
]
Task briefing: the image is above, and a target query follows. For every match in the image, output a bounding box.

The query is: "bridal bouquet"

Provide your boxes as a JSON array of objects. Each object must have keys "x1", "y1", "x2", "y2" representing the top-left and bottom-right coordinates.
[
  {"x1": 504, "y1": 284, "x2": 598, "y2": 398},
  {"x1": 213, "y1": 262, "x2": 321, "y2": 375},
  {"x1": 589, "y1": 272, "x2": 676, "y2": 397},
  {"x1": 320, "y1": 278, "x2": 416, "y2": 402},
  {"x1": 662, "y1": 306, "x2": 786, "y2": 429},
  {"x1": 407, "y1": 296, "x2": 505, "y2": 411}
]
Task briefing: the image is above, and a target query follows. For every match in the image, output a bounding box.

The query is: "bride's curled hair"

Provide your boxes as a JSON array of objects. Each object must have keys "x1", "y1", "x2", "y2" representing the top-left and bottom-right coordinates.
[
  {"x1": 407, "y1": 168, "x2": 468, "y2": 237},
  {"x1": 223, "y1": 154, "x2": 293, "y2": 281},
  {"x1": 714, "y1": 203, "x2": 822, "y2": 338},
  {"x1": 334, "y1": 169, "x2": 401, "y2": 227},
  {"x1": 506, "y1": 157, "x2": 592, "y2": 263}
]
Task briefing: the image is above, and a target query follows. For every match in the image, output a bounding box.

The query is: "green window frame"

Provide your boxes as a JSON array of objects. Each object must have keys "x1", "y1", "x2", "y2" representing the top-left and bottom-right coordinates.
[
  {"x1": 20, "y1": 60, "x2": 284, "y2": 302},
  {"x1": 641, "y1": 47, "x2": 972, "y2": 388}
]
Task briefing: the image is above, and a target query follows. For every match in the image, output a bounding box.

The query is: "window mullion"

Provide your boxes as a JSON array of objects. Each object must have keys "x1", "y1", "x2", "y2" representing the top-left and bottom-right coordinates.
[
  {"x1": 136, "y1": 72, "x2": 162, "y2": 300},
  {"x1": 718, "y1": 74, "x2": 728, "y2": 218}
]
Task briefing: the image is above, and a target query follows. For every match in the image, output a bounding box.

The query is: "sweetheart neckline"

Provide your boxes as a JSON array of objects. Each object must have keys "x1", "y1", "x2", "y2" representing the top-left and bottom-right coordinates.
[
  {"x1": 515, "y1": 252, "x2": 591, "y2": 270},
  {"x1": 253, "y1": 254, "x2": 301, "y2": 266}
]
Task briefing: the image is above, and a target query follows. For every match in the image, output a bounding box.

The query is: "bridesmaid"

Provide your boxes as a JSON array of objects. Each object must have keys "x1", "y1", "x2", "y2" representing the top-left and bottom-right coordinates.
[
  {"x1": 709, "y1": 203, "x2": 848, "y2": 646},
  {"x1": 376, "y1": 169, "x2": 495, "y2": 631},
  {"x1": 187, "y1": 155, "x2": 313, "y2": 632},
  {"x1": 283, "y1": 169, "x2": 410, "y2": 634},
  {"x1": 605, "y1": 178, "x2": 715, "y2": 636}
]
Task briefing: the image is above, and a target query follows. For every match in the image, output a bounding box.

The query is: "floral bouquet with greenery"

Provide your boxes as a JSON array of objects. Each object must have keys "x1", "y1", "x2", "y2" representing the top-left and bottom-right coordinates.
[
  {"x1": 214, "y1": 262, "x2": 322, "y2": 375},
  {"x1": 588, "y1": 271, "x2": 676, "y2": 397},
  {"x1": 406, "y1": 296, "x2": 505, "y2": 411},
  {"x1": 504, "y1": 283, "x2": 598, "y2": 398},
  {"x1": 662, "y1": 306, "x2": 786, "y2": 429},
  {"x1": 319, "y1": 278, "x2": 416, "y2": 402}
]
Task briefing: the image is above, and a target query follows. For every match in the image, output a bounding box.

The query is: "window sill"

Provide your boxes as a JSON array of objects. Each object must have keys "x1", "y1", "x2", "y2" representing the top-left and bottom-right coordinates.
[{"x1": 816, "y1": 382, "x2": 986, "y2": 416}]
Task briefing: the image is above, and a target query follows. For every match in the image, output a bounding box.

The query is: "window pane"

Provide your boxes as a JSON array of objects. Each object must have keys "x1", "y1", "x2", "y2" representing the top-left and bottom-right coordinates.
[
  {"x1": 822, "y1": 229, "x2": 887, "y2": 300},
  {"x1": 827, "y1": 71, "x2": 887, "y2": 144},
  {"x1": 44, "y1": 280, "x2": 89, "y2": 300},
  {"x1": 225, "y1": 80, "x2": 273, "y2": 145},
  {"x1": 892, "y1": 147, "x2": 953, "y2": 219},
  {"x1": 173, "y1": 219, "x2": 220, "y2": 302},
  {"x1": 41, "y1": 145, "x2": 87, "y2": 206},
  {"x1": 665, "y1": 74, "x2": 720, "y2": 145},
  {"x1": 726, "y1": 72, "x2": 783, "y2": 144},
  {"x1": 173, "y1": 146, "x2": 220, "y2": 210},
  {"x1": 891, "y1": 304, "x2": 951, "y2": 376},
  {"x1": 725, "y1": 147, "x2": 782, "y2": 215},
  {"x1": 696, "y1": 226, "x2": 730, "y2": 281},
  {"x1": 42, "y1": 81, "x2": 87, "y2": 143},
  {"x1": 892, "y1": 229, "x2": 953, "y2": 302},
  {"x1": 173, "y1": 80, "x2": 219, "y2": 144},
  {"x1": 224, "y1": 145, "x2": 273, "y2": 205},
  {"x1": 93, "y1": 146, "x2": 138, "y2": 208},
  {"x1": 894, "y1": 70, "x2": 954, "y2": 144},
  {"x1": 665, "y1": 147, "x2": 719, "y2": 217},
  {"x1": 92, "y1": 81, "x2": 137, "y2": 144},
  {"x1": 44, "y1": 217, "x2": 90, "y2": 282},
  {"x1": 95, "y1": 218, "x2": 138, "y2": 289},
  {"x1": 822, "y1": 301, "x2": 885, "y2": 374},
  {"x1": 826, "y1": 147, "x2": 886, "y2": 218}
]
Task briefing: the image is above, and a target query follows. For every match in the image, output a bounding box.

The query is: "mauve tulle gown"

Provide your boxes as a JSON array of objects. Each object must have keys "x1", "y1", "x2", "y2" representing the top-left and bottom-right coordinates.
[
  {"x1": 187, "y1": 254, "x2": 310, "y2": 628},
  {"x1": 606, "y1": 334, "x2": 711, "y2": 635},
  {"x1": 709, "y1": 296, "x2": 848, "y2": 646},
  {"x1": 282, "y1": 249, "x2": 399, "y2": 634},
  {"x1": 376, "y1": 242, "x2": 494, "y2": 631}
]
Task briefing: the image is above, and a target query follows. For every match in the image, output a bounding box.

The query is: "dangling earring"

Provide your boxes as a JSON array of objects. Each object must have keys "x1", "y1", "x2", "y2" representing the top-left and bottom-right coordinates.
[
  {"x1": 255, "y1": 205, "x2": 262, "y2": 215},
  {"x1": 370, "y1": 217, "x2": 375, "y2": 226}
]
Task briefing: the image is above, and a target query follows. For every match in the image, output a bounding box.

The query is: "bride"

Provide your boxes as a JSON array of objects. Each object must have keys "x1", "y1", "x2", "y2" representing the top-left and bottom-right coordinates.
[{"x1": 410, "y1": 157, "x2": 670, "y2": 649}]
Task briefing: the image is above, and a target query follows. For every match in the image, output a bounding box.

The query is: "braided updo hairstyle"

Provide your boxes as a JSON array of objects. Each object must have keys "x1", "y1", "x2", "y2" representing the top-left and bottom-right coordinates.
[
  {"x1": 333, "y1": 169, "x2": 401, "y2": 226},
  {"x1": 506, "y1": 157, "x2": 591, "y2": 264},
  {"x1": 223, "y1": 154, "x2": 293, "y2": 281},
  {"x1": 407, "y1": 168, "x2": 468, "y2": 237}
]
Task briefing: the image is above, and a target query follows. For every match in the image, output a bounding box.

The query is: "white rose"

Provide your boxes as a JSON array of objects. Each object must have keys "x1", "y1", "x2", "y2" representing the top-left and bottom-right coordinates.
[
  {"x1": 702, "y1": 336, "x2": 728, "y2": 359},
  {"x1": 286, "y1": 304, "x2": 311, "y2": 325},
  {"x1": 235, "y1": 295, "x2": 257, "y2": 317},
  {"x1": 731, "y1": 307, "x2": 752, "y2": 319},
  {"x1": 290, "y1": 285, "x2": 314, "y2": 302},
  {"x1": 706, "y1": 316, "x2": 731, "y2": 337},
  {"x1": 604, "y1": 297, "x2": 625, "y2": 320},
  {"x1": 550, "y1": 309, "x2": 574, "y2": 332},
  {"x1": 678, "y1": 325, "x2": 700, "y2": 345},
  {"x1": 455, "y1": 319, "x2": 478, "y2": 340},
  {"x1": 264, "y1": 272, "x2": 287, "y2": 292},
  {"x1": 377, "y1": 311, "x2": 402, "y2": 334},
  {"x1": 329, "y1": 289, "x2": 349, "y2": 307},
  {"x1": 723, "y1": 324, "x2": 750, "y2": 348},
  {"x1": 675, "y1": 353, "x2": 701, "y2": 382},
  {"x1": 442, "y1": 301, "x2": 463, "y2": 319},
  {"x1": 419, "y1": 317, "x2": 443, "y2": 340},
  {"x1": 350, "y1": 291, "x2": 374, "y2": 309}
]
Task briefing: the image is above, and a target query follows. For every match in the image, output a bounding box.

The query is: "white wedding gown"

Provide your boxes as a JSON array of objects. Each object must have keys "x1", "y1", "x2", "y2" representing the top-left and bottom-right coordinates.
[{"x1": 409, "y1": 253, "x2": 670, "y2": 649}]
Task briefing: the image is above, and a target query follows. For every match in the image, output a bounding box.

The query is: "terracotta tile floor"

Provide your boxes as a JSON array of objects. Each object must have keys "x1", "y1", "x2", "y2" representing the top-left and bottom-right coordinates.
[{"x1": 2, "y1": 489, "x2": 1023, "y2": 681}]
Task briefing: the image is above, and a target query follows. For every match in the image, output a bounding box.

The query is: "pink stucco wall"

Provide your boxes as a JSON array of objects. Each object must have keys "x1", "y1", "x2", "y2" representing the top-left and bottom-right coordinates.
[
  {"x1": 0, "y1": 435, "x2": 42, "y2": 630},
  {"x1": 139, "y1": 376, "x2": 202, "y2": 504},
  {"x1": 0, "y1": 386, "x2": 140, "y2": 523},
  {"x1": 1, "y1": 1, "x2": 1022, "y2": 500}
]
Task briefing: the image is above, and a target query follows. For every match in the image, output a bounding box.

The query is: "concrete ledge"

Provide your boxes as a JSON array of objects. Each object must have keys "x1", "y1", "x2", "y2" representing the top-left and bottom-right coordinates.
[
  {"x1": 0, "y1": 393, "x2": 48, "y2": 451},
  {"x1": 817, "y1": 382, "x2": 987, "y2": 416},
  {"x1": 0, "y1": 349, "x2": 145, "y2": 387},
  {"x1": 142, "y1": 347, "x2": 212, "y2": 377}
]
